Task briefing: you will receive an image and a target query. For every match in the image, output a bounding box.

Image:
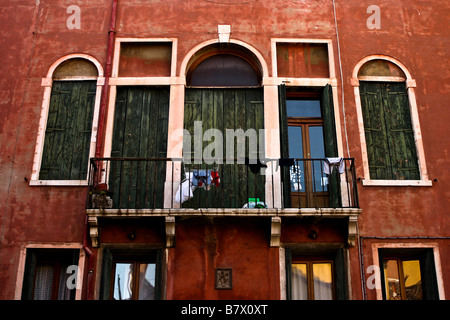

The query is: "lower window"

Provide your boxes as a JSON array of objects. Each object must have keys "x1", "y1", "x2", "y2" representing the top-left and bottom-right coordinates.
[
  {"x1": 112, "y1": 261, "x2": 156, "y2": 300},
  {"x1": 21, "y1": 249, "x2": 79, "y2": 300},
  {"x1": 101, "y1": 248, "x2": 163, "y2": 300},
  {"x1": 291, "y1": 261, "x2": 334, "y2": 300},
  {"x1": 379, "y1": 248, "x2": 439, "y2": 300},
  {"x1": 286, "y1": 247, "x2": 347, "y2": 300}
]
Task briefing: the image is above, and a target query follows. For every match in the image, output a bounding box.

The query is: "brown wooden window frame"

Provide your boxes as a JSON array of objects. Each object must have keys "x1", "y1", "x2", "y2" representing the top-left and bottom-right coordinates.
[
  {"x1": 109, "y1": 259, "x2": 157, "y2": 300},
  {"x1": 290, "y1": 258, "x2": 336, "y2": 300}
]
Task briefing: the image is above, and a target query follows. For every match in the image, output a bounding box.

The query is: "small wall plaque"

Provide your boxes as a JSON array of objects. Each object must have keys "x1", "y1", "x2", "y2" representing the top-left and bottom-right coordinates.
[{"x1": 215, "y1": 268, "x2": 232, "y2": 289}]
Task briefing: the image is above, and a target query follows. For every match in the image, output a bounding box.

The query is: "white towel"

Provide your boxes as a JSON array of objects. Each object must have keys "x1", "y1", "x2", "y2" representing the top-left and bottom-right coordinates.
[
  {"x1": 323, "y1": 157, "x2": 345, "y2": 175},
  {"x1": 175, "y1": 172, "x2": 196, "y2": 203}
]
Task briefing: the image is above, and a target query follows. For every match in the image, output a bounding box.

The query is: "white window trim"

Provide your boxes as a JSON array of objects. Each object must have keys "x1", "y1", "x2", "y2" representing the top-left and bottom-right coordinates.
[
  {"x1": 14, "y1": 243, "x2": 86, "y2": 300},
  {"x1": 371, "y1": 242, "x2": 445, "y2": 300},
  {"x1": 351, "y1": 55, "x2": 432, "y2": 187},
  {"x1": 30, "y1": 54, "x2": 104, "y2": 186}
]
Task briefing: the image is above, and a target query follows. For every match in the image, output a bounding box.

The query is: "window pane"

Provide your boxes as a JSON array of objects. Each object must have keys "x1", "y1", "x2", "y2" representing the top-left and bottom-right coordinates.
[
  {"x1": 113, "y1": 263, "x2": 134, "y2": 300},
  {"x1": 309, "y1": 126, "x2": 327, "y2": 192},
  {"x1": 402, "y1": 260, "x2": 423, "y2": 300},
  {"x1": 288, "y1": 126, "x2": 305, "y2": 192},
  {"x1": 291, "y1": 264, "x2": 308, "y2": 300},
  {"x1": 309, "y1": 126, "x2": 325, "y2": 158},
  {"x1": 313, "y1": 263, "x2": 333, "y2": 300},
  {"x1": 384, "y1": 259, "x2": 402, "y2": 300},
  {"x1": 138, "y1": 263, "x2": 156, "y2": 300},
  {"x1": 33, "y1": 264, "x2": 54, "y2": 300},
  {"x1": 287, "y1": 100, "x2": 321, "y2": 117}
]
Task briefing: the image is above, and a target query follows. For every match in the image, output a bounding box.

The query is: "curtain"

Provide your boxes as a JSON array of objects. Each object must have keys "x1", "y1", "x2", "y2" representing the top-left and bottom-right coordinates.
[
  {"x1": 33, "y1": 264, "x2": 53, "y2": 300},
  {"x1": 291, "y1": 264, "x2": 308, "y2": 300}
]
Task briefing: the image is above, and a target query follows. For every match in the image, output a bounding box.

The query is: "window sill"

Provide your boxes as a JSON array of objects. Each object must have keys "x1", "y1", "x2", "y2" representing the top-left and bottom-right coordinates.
[
  {"x1": 361, "y1": 179, "x2": 433, "y2": 187},
  {"x1": 29, "y1": 180, "x2": 88, "y2": 187}
]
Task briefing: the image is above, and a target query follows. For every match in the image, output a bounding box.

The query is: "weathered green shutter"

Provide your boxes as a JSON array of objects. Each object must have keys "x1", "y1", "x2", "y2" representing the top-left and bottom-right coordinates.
[
  {"x1": 360, "y1": 82, "x2": 419, "y2": 180},
  {"x1": 100, "y1": 248, "x2": 113, "y2": 300},
  {"x1": 421, "y1": 249, "x2": 439, "y2": 300},
  {"x1": 183, "y1": 88, "x2": 265, "y2": 208},
  {"x1": 154, "y1": 249, "x2": 164, "y2": 300},
  {"x1": 278, "y1": 84, "x2": 291, "y2": 208},
  {"x1": 285, "y1": 248, "x2": 292, "y2": 300},
  {"x1": 334, "y1": 248, "x2": 348, "y2": 300},
  {"x1": 21, "y1": 249, "x2": 38, "y2": 300},
  {"x1": 321, "y1": 84, "x2": 341, "y2": 207},
  {"x1": 40, "y1": 81, "x2": 96, "y2": 180},
  {"x1": 383, "y1": 82, "x2": 420, "y2": 180},
  {"x1": 110, "y1": 86, "x2": 170, "y2": 209}
]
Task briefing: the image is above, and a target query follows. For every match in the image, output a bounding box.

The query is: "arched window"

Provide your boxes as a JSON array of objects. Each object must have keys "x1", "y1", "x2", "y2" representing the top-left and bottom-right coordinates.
[
  {"x1": 353, "y1": 56, "x2": 430, "y2": 185},
  {"x1": 186, "y1": 43, "x2": 262, "y2": 87},
  {"x1": 188, "y1": 54, "x2": 260, "y2": 86},
  {"x1": 31, "y1": 55, "x2": 104, "y2": 185}
]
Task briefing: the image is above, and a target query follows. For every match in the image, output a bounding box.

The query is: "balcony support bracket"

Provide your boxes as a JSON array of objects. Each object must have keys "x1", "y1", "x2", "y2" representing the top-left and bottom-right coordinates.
[
  {"x1": 88, "y1": 216, "x2": 99, "y2": 248},
  {"x1": 348, "y1": 216, "x2": 358, "y2": 247},
  {"x1": 270, "y1": 216, "x2": 281, "y2": 247},
  {"x1": 166, "y1": 216, "x2": 176, "y2": 248}
]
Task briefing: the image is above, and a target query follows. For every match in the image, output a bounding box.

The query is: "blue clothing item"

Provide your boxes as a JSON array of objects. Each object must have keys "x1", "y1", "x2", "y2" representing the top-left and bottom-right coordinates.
[{"x1": 192, "y1": 169, "x2": 212, "y2": 187}]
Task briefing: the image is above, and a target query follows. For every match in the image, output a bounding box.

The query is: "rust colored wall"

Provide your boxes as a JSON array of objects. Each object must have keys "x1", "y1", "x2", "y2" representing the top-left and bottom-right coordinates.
[
  {"x1": 281, "y1": 217, "x2": 347, "y2": 244},
  {"x1": 167, "y1": 217, "x2": 280, "y2": 300},
  {"x1": 0, "y1": 0, "x2": 448, "y2": 300}
]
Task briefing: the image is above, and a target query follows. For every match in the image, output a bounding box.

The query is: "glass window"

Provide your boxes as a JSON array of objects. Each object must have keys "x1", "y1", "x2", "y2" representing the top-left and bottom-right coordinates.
[
  {"x1": 383, "y1": 258, "x2": 423, "y2": 300},
  {"x1": 112, "y1": 261, "x2": 156, "y2": 300},
  {"x1": 287, "y1": 99, "x2": 321, "y2": 118},
  {"x1": 22, "y1": 249, "x2": 79, "y2": 300},
  {"x1": 291, "y1": 261, "x2": 334, "y2": 300}
]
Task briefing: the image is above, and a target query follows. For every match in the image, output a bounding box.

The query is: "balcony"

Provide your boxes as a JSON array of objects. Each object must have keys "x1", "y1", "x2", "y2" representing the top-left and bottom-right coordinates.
[
  {"x1": 86, "y1": 157, "x2": 360, "y2": 248},
  {"x1": 86, "y1": 157, "x2": 359, "y2": 212}
]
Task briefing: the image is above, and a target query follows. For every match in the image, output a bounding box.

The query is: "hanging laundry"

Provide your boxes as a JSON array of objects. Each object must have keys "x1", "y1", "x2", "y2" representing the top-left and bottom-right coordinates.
[
  {"x1": 211, "y1": 171, "x2": 220, "y2": 187},
  {"x1": 323, "y1": 157, "x2": 345, "y2": 175},
  {"x1": 245, "y1": 157, "x2": 267, "y2": 174},
  {"x1": 175, "y1": 172, "x2": 196, "y2": 203},
  {"x1": 192, "y1": 169, "x2": 212, "y2": 190}
]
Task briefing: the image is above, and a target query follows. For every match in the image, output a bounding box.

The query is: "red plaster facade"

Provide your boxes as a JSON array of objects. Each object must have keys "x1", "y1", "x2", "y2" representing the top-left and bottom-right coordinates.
[{"x1": 0, "y1": 0, "x2": 448, "y2": 301}]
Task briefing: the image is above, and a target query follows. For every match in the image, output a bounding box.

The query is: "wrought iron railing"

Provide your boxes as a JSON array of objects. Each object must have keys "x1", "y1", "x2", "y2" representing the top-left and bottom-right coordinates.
[
  {"x1": 279, "y1": 158, "x2": 359, "y2": 209},
  {"x1": 86, "y1": 157, "x2": 358, "y2": 210}
]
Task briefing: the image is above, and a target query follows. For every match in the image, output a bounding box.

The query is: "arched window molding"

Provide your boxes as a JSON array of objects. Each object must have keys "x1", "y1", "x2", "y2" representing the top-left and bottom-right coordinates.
[
  {"x1": 351, "y1": 55, "x2": 431, "y2": 186},
  {"x1": 30, "y1": 54, "x2": 105, "y2": 186}
]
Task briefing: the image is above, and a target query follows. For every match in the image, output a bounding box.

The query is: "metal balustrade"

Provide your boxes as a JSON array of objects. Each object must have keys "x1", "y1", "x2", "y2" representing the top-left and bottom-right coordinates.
[{"x1": 86, "y1": 157, "x2": 358, "y2": 210}]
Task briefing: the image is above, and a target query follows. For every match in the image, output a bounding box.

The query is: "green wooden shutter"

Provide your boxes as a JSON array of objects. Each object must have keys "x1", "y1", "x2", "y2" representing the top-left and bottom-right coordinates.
[
  {"x1": 421, "y1": 249, "x2": 439, "y2": 300},
  {"x1": 154, "y1": 249, "x2": 164, "y2": 300},
  {"x1": 21, "y1": 249, "x2": 38, "y2": 300},
  {"x1": 334, "y1": 248, "x2": 348, "y2": 300},
  {"x1": 321, "y1": 84, "x2": 341, "y2": 208},
  {"x1": 40, "y1": 81, "x2": 96, "y2": 180},
  {"x1": 278, "y1": 84, "x2": 291, "y2": 208},
  {"x1": 383, "y1": 82, "x2": 420, "y2": 180},
  {"x1": 360, "y1": 82, "x2": 419, "y2": 180},
  {"x1": 285, "y1": 248, "x2": 292, "y2": 300},
  {"x1": 99, "y1": 248, "x2": 113, "y2": 300},
  {"x1": 183, "y1": 88, "x2": 264, "y2": 209},
  {"x1": 360, "y1": 82, "x2": 392, "y2": 179},
  {"x1": 110, "y1": 87, "x2": 170, "y2": 209}
]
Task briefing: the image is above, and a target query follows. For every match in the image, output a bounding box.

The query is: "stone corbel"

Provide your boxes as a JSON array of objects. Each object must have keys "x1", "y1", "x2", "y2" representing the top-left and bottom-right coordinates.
[
  {"x1": 348, "y1": 216, "x2": 358, "y2": 247},
  {"x1": 165, "y1": 216, "x2": 176, "y2": 248},
  {"x1": 88, "y1": 216, "x2": 99, "y2": 248},
  {"x1": 218, "y1": 25, "x2": 231, "y2": 43},
  {"x1": 270, "y1": 217, "x2": 281, "y2": 247}
]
